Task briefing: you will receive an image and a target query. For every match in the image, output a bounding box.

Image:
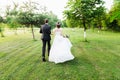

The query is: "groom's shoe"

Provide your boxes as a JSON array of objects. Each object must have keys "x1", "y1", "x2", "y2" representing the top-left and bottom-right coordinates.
[{"x1": 42, "y1": 58, "x2": 46, "y2": 62}]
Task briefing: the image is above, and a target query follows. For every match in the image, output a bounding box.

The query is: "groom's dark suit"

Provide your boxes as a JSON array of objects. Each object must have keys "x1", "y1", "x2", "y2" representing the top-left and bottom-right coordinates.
[{"x1": 40, "y1": 23, "x2": 51, "y2": 61}]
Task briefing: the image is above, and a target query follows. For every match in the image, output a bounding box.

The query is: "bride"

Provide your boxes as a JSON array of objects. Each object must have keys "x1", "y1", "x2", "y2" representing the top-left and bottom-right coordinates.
[{"x1": 49, "y1": 22, "x2": 74, "y2": 64}]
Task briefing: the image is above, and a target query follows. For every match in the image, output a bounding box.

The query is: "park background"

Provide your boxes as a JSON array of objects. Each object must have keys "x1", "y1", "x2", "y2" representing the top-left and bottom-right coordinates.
[{"x1": 0, "y1": 0, "x2": 120, "y2": 80}]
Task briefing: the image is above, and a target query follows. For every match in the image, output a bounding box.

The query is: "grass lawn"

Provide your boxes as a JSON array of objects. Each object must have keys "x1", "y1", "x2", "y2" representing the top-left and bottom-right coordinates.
[{"x1": 0, "y1": 28, "x2": 120, "y2": 80}]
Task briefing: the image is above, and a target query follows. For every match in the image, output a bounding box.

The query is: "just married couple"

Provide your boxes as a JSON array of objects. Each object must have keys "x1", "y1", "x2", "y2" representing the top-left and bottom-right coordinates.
[{"x1": 40, "y1": 19, "x2": 74, "y2": 64}]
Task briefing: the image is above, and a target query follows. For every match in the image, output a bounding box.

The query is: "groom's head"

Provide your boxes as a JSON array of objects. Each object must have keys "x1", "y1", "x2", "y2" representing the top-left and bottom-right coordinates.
[{"x1": 45, "y1": 19, "x2": 48, "y2": 23}]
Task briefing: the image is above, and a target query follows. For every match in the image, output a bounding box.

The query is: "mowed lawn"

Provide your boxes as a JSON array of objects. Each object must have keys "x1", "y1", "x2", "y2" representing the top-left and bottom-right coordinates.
[{"x1": 0, "y1": 28, "x2": 120, "y2": 80}]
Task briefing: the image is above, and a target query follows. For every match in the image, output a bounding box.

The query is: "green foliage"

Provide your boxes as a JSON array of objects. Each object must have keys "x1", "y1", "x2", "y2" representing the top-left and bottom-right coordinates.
[
  {"x1": 1, "y1": 0, "x2": 60, "y2": 34},
  {"x1": 93, "y1": 5, "x2": 106, "y2": 30},
  {"x1": 17, "y1": 12, "x2": 35, "y2": 26},
  {"x1": 5, "y1": 1, "x2": 21, "y2": 31},
  {"x1": 66, "y1": 19, "x2": 79, "y2": 28},
  {"x1": 0, "y1": 16, "x2": 3, "y2": 23},
  {"x1": 17, "y1": 11, "x2": 59, "y2": 29},
  {"x1": 110, "y1": 0, "x2": 120, "y2": 22},
  {"x1": 62, "y1": 20, "x2": 68, "y2": 27},
  {"x1": 0, "y1": 23, "x2": 4, "y2": 33},
  {"x1": 7, "y1": 16, "x2": 21, "y2": 29},
  {"x1": 107, "y1": 0, "x2": 120, "y2": 31},
  {"x1": 64, "y1": 0, "x2": 106, "y2": 41},
  {"x1": 46, "y1": 12, "x2": 60, "y2": 29},
  {"x1": 33, "y1": 14, "x2": 46, "y2": 27},
  {"x1": 0, "y1": 16, "x2": 5, "y2": 37},
  {"x1": 110, "y1": 11, "x2": 120, "y2": 23},
  {"x1": 0, "y1": 16, "x2": 3, "y2": 32},
  {"x1": 64, "y1": 0, "x2": 105, "y2": 30}
]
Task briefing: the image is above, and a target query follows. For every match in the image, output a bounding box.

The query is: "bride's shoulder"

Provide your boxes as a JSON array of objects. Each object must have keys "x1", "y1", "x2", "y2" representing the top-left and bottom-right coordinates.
[
  {"x1": 53, "y1": 28, "x2": 62, "y2": 31},
  {"x1": 53, "y1": 28, "x2": 63, "y2": 33},
  {"x1": 59, "y1": 28, "x2": 63, "y2": 31},
  {"x1": 53, "y1": 28, "x2": 58, "y2": 33}
]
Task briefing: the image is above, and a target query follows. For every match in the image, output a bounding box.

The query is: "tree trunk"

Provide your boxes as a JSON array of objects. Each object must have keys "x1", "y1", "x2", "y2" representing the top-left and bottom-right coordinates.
[
  {"x1": 98, "y1": 17, "x2": 102, "y2": 33},
  {"x1": 0, "y1": 32, "x2": 4, "y2": 37},
  {"x1": 0, "y1": 26, "x2": 4, "y2": 37},
  {"x1": 14, "y1": 28, "x2": 17, "y2": 35},
  {"x1": 83, "y1": 18, "x2": 87, "y2": 41},
  {"x1": 23, "y1": 25, "x2": 26, "y2": 34},
  {"x1": 31, "y1": 24, "x2": 35, "y2": 40}
]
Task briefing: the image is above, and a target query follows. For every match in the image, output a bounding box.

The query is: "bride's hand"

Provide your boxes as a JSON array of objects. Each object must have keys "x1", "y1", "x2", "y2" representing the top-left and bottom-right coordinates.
[
  {"x1": 63, "y1": 35, "x2": 65, "y2": 38},
  {"x1": 66, "y1": 35, "x2": 69, "y2": 38}
]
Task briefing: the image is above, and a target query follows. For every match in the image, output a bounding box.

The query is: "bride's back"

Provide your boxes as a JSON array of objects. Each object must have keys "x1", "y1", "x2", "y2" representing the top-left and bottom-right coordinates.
[{"x1": 53, "y1": 28, "x2": 62, "y2": 36}]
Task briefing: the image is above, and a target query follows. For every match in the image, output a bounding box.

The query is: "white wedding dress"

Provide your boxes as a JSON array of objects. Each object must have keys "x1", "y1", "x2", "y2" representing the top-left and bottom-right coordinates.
[{"x1": 49, "y1": 28, "x2": 74, "y2": 64}]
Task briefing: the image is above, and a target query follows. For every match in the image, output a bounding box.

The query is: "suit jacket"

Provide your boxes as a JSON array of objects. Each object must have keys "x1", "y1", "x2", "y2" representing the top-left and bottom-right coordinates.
[{"x1": 40, "y1": 23, "x2": 51, "y2": 40}]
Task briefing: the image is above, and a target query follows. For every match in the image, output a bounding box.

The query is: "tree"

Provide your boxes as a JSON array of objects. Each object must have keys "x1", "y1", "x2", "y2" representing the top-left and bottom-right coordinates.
[
  {"x1": 5, "y1": 2, "x2": 21, "y2": 35},
  {"x1": 108, "y1": 0, "x2": 120, "y2": 31},
  {"x1": 110, "y1": 0, "x2": 120, "y2": 22},
  {"x1": 63, "y1": 10, "x2": 80, "y2": 28},
  {"x1": 64, "y1": 0, "x2": 105, "y2": 41},
  {"x1": 93, "y1": 5, "x2": 106, "y2": 32},
  {"x1": 46, "y1": 11, "x2": 59, "y2": 29},
  {"x1": 18, "y1": 0, "x2": 39, "y2": 40},
  {"x1": 62, "y1": 20, "x2": 68, "y2": 27},
  {"x1": 0, "y1": 16, "x2": 5, "y2": 37}
]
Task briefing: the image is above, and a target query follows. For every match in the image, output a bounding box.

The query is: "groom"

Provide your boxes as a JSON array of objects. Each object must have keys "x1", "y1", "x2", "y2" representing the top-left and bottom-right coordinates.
[{"x1": 40, "y1": 19, "x2": 51, "y2": 62}]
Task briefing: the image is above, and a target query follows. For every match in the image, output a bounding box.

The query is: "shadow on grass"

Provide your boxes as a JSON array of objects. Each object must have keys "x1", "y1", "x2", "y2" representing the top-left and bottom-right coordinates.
[
  {"x1": 81, "y1": 40, "x2": 90, "y2": 43},
  {"x1": 32, "y1": 39, "x2": 38, "y2": 41},
  {"x1": 53, "y1": 57, "x2": 81, "y2": 66}
]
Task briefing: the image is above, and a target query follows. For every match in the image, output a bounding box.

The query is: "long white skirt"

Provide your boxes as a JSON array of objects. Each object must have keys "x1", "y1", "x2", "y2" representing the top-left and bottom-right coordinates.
[{"x1": 49, "y1": 35, "x2": 74, "y2": 64}]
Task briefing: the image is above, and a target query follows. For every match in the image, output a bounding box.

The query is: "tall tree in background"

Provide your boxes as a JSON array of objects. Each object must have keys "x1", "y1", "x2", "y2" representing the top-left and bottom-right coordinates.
[
  {"x1": 64, "y1": 0, "x2": 105, "y2": 41},
  {"x1": 5, "y1": 2, "x2": 20, "y2": 35},
  {"x1": 110, "y1": 0, "x2": 120, "y2": 22},
  {"x1": 108, "y1": 0, "x2": 120, "y2": 31},
  {"x1": 0, "y1": 16, "x2": 4, "y2": 37},
  {"x1": 19, "y1": 0, "x2": 39, "y2": 40},
  {"x1": 93, "y1": 5, "x2": 106, "y2": 32},
  {"x1": 46, "y1": 11, "x2": 59, "y2": 29}
]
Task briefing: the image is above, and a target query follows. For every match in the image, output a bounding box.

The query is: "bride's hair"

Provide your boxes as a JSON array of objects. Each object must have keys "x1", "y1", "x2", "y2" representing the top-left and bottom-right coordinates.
[{"x1": 56, "y1": 22, "x2": 60, "y2": 28}]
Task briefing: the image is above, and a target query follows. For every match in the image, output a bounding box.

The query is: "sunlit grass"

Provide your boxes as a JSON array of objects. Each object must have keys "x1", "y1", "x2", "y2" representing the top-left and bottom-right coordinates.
[{"x1": 0, "y1": 28, "x2": 120, "y2": 80}]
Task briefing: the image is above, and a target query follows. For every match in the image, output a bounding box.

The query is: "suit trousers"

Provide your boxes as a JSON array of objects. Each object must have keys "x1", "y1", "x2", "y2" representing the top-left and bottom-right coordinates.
[{"x1": 42, "y1": 40, "x2": 51, "y2": 58}]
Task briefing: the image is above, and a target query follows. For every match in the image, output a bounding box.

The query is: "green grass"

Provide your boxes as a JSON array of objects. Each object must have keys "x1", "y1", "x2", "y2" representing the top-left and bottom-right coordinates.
[{"x1": 0, "y1": 28, "x2": 120, "y2": 80}]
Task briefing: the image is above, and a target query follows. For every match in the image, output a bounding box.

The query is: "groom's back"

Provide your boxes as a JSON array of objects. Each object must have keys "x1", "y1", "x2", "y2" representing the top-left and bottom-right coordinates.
[{"x1": 41, "y1": 24, "x2": 51, "y2": 40}]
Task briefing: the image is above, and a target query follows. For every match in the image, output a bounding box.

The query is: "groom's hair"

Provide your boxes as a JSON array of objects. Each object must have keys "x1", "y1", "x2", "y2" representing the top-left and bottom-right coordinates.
[{"x1": 45, "y1": 19, "x2": 48, "y2": 23}]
